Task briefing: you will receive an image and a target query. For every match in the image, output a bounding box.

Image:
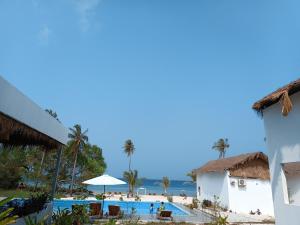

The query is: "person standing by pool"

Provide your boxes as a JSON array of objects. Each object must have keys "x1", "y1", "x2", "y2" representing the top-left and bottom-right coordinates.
[
  {"x1": 150, "y1": 203, "x2": 154, "y2": 215},
  {"x1": 159, "y1": 202, "x2": 165, "y2": 211}
]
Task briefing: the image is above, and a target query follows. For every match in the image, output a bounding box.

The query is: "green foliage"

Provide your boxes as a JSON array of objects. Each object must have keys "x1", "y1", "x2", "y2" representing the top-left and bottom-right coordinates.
[
  {"x1": 71, "y1": 205, "x2": 89, "y2": 225},
  {"x1": 95, "y1": 194, "x2": 106, "y2": 200},
  {"x1": 0, "y1": 147, "x2": 27, "y2": 189},
  {"x1": 68, "y1": 124, "x2": 89, "y2": 195},
  {"x1": 123, "y1": 170, "x2": 139, "y2": 194},
  {"x1": 162, "y1": 177, "x2": 170, "y2": 194},
  {"x1": 212, "y1": 138, "x2": 229, "y2": 159},
  {"x1": 202, "y1": 199, "x2": 212, "y2": 208},
  {"x1": 123, "y1": 139, "x2": 135, "y2": 171},
  {"x1": 186, "y1": 171, "x2": 196, "y2": 182},
  {"x1": 52, "y1": 208, "x2": 73, "y2": 225},
  {"x1": 24, "y1": 215, "x2": 48, "y2": 225},
  {"x1": 210, "y1": 215, "x2": 229, "y2": 225},
  {"x1": 134, "y1": 196, "x2": 141, "y2": 201},
  {"x1": 0, "y1": 197, "x2": 18, "y2": 225},
  {"x1": 187, "y1": 198, "x2": 199, "y2": 209},
  {"x1": 0, "y1": 123, "x2": 106, "y2": 193},
  {"x1": 104, "y1": 219, "x2": 117, "y2": 225}
]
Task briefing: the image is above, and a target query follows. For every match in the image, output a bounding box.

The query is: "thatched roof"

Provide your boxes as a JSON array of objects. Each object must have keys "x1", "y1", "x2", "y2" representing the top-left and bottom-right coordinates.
[
  {"x1": 0, "y1": 75, "x2": 68, "y2": 149},
  {"x1": 0, "y1": 112, "x2": 61, "y2": 149},
  {"x1": 283, "y1": 162, "x2": 300, "y2": 177},
  {"x1": 253, "y1": 78, "x2": 300, "y2": 116},
  {"x1": 195, "y1": 152, "x2": 270, "y2": 180}
]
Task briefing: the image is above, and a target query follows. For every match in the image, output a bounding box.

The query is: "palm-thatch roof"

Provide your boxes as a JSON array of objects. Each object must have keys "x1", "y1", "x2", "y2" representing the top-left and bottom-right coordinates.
[
  {"x1": 195, "y1": 152, "x2": 270, "y2": 180},
  {"x1": 0, "y1": 112, "x2": 61, "y2": 149},
  {"x1": 253, "y1": 78, "x2": 300, "y2": 116},
  {"x1": 283, "y1": 162, "x2": 300, "y2": 177},
  {"x1": 0, "y1": 75, "x2": 68, "y2": 149}
]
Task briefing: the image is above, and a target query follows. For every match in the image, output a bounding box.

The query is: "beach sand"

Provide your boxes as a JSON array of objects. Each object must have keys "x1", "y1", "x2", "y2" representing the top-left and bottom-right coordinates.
[{"x1": 61, "y1": 194, "x2": 193, "y2": 205}]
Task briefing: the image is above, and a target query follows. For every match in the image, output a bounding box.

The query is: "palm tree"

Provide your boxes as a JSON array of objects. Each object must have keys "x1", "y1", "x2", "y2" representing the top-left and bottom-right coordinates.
[
  {"x1": 123, "y1": 139, "x2": 135, "y2": 171},
  {"x1": 34, "y1": 109, "x2": 60, "y2": 189},
  {"x1": 187, "y1": 171, "x2": 196, "y2": 182},
  {"x1": 162, "y1": 176, "x2": 170, "y2": 194},
  {"x1": 45, "y1": 109, "x2": 60, "y2": 122},
  {"x1": 212, "y1": 138, "x2": 229, "y2": 159},
  {"x1": 68, "y1": 124, "x2": 88, "y2": 196},
  {"x1": 123, "y1": 170, "x2": 138, "y2": 195}
]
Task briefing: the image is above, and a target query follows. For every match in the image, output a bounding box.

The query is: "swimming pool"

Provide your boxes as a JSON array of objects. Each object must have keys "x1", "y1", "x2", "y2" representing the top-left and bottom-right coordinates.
[{"x1": 53, "y1": 200, "x2": 188, "y2": 216}]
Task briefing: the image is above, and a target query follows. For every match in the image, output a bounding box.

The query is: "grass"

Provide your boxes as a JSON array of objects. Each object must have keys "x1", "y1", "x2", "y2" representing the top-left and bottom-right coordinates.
[{"x1": 0, "y1": 189, "x2": 33, "y2": 198}]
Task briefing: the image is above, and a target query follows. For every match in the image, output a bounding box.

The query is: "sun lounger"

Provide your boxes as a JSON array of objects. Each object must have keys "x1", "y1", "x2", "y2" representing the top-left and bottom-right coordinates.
[
  {"x1": 108, "y1": 205, "x2": 121, "y2": 218},
  {"x1": 157, "y1": 210, "x2": 173, "y2": 220},
  {"x1": 89, "y1": 202, "x2": 102, "y2": 217}
]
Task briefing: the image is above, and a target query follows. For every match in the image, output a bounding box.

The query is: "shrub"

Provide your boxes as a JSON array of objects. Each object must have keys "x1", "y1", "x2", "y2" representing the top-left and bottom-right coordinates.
[
  {"x1": 167, "y1": 195, "x2": 173, "y2": 202},
  {"x1": 95, "y1": 194, "x2": 106, "y2": 200},
  {"x1": 202, "y1": 199, "x2": 212, "y2": 208},
  {"x1": 9, "y1": 192, "x2": 48, "y2": 217}
]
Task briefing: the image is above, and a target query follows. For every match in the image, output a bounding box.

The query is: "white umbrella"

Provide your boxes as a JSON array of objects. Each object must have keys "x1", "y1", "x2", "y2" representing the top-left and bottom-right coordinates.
[{"x1": 83, "y1": 174, "x2": 126, "y2": 213}]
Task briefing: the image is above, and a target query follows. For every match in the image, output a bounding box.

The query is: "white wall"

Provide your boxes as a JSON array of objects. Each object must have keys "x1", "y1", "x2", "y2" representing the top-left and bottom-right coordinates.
[
  {"x1": 285, "y1": 174, "x2": 300, "y2": 205},
  {"x1": 196, "y1": 171, "x2": 230, "y2": 208},
  {"x1": 263, "y1": 91, "x2": 300, "y2": 225},
  {"x1": 227, "y1": 177, "x2": 274, "y2": 216}
]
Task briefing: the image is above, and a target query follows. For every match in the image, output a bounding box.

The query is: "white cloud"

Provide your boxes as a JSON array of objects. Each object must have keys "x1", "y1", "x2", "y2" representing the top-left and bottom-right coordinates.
[
  {"x1": 74, "y1": 0, "x2": 101, "y2": 32},
  {"x1": 38, "y1": 25, "x2": 52, "y2": 44}
]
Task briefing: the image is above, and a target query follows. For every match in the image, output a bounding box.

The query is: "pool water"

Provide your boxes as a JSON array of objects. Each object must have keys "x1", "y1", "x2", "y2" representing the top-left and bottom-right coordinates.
[{"x1": 53, "y1": 200, "x2": 188, "y2": 216}]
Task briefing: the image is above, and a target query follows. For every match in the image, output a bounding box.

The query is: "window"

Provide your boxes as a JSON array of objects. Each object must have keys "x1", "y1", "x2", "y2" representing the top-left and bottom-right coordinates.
[{"x1": 282, "y1": 162, "x2": 300, "y2": 205}]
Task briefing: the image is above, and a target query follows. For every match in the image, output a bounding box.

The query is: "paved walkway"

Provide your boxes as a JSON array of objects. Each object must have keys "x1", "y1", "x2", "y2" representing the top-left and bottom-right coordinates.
[{"x1": 197, "y1": 208, "x2": 275, "y2": 224}]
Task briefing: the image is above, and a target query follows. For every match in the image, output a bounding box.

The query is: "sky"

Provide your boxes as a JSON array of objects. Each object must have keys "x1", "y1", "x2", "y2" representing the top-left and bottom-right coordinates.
[{"x1": 1, "y1": 0, "x2": 300, "y2": 180}]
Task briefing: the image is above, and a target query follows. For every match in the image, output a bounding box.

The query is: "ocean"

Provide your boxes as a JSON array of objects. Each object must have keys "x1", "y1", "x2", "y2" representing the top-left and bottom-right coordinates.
[{"x1": 87, "y1": 178, "x2": 196, "y2": 197}]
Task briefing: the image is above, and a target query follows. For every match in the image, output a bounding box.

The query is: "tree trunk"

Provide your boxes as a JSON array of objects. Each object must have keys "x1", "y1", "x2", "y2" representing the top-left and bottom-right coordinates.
[
  {"x1": 70, "y1": 148, "x2": 79, "y2": 196},
  {"x1": 129, "y1": 155, "x2": 131, "y2": 171},
  {"x1": 219, "y1": 151, "x2": 222, "y2": 159},
  {"x1": 35, "y1": 149, "x2": 46, "y2": 190}
]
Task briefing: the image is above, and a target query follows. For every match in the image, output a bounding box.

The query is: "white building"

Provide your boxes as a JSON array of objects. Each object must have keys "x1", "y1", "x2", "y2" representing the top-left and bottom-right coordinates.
[
  {"x1": 253, "y1": 79, "x2": 300, "y2": 225},
  {"x1": 194, "y1": 152, "x2": 274, "y2": 216}
]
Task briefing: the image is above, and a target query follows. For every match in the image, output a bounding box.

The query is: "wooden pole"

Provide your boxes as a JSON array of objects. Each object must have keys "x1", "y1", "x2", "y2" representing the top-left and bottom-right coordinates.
[{"x1": 50, "y1": 146, "x2": 62, "y2": 200}]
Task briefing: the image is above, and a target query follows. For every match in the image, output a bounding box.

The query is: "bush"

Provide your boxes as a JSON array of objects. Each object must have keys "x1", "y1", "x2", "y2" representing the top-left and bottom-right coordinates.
[
  {"x1": 167, "y1": 196, "x2": 173, "y2": 202},
  {"x1": 95, "y1": 194, "x2": 106, "y2": 200},
  {"x1": 6, "y1": 193, "x2": 48, "y2": 218},
  {"x1": 202, "y1": 199, "x2": 212, "y2": 208}
]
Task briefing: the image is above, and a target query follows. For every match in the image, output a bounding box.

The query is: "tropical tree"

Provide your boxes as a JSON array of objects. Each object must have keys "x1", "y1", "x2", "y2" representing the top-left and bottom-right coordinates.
[
  {"x1": 162, "y1": 176, "x2": 170, "y2": 194},
  {"x1": 33, "y1": 109, "x2": 61, "y2": 189},
  {"x1": 0, "y1": 147, "x2": 27, "y2": 189},
  {"x1": 123, "y1": 139, "x2": 135, "y2": 171},
  {"x1": 78, "y1": 144, "x2": 107, "y2": 182},
  {"x1": 45, "y1": 109, "x2": 60, "y2": 122},
  {"x1": 123, "y1": 170, "x2": 138, "y2": 195},
  {"x1": 187, "y1": 171, "x2": 196, "y2": 182},
  {"x1": 68, "y1": 124, "x2": 88, "y2": 195},
  {"x1": 212, "y1": 138, "x2": 229, "y2": 159}
]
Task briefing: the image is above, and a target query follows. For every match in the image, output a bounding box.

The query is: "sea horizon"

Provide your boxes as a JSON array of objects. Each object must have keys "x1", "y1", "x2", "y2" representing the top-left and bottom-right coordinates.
[{"x1": 88, "y1": 178, "x2": 196, "y2": 197}]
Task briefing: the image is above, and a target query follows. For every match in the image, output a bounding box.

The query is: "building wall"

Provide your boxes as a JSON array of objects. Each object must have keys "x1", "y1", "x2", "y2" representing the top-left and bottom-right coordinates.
[
  {"x1": 286, "y1": 175, "x2": 300, "y2": 205},
  {"x1": 227, "y1": 176, "x2": 274, "y2": 216},
  {"x1": 263, "y1": 91, "x2": 300, "y2": 225},
  {"x1": 196, "y1": 171, "x2": 230, "y2": 208}
]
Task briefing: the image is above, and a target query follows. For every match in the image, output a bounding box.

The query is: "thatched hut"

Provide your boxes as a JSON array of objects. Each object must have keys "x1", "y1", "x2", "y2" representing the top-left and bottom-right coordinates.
[
  {"x1": 253, "y1": 78, "x2": 300, "y2": 225},
  {"x1": 194, "y1": 152, "x2": 274, "y2": 216},
  {"x1": 0, "y1": 76, "x2": 68, "y2": 199}
]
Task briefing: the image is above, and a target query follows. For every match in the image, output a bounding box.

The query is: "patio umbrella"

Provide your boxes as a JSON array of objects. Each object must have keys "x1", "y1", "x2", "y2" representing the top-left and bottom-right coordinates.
[{"x1": 83, "y1": 174, "x2": 126, "y2": 214}]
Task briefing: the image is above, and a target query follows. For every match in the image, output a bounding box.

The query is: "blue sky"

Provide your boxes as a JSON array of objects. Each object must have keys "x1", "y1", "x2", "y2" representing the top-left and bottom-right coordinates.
[{"x1": 1, "y1": 0, "x2": 300, "y2": 180}]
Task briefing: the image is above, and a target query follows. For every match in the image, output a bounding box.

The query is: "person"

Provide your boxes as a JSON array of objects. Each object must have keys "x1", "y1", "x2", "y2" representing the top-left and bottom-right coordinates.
[
  {"x1": 159, "y1": 202, "x2": 165, "y2": 211},
  {"x1": 150, "y1": 203, "x2": 154, "y2": 214}
]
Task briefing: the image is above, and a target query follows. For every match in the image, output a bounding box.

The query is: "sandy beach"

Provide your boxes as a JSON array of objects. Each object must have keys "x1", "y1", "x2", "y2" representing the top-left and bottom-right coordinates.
[{"x1": 61, "y1": 194, "x2": 193, "y2": 205}]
